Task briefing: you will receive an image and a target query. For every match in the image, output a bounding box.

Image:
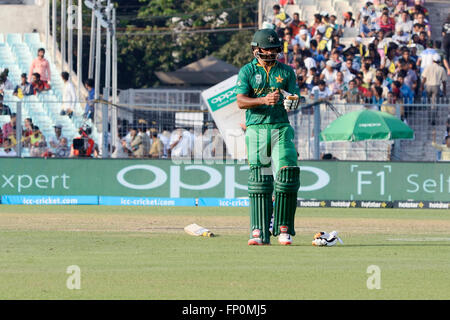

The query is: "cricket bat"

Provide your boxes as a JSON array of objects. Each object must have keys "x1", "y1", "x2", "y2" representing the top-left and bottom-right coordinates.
[{"x1": 184, "y1": 224, "x2": 215, "y2": 237}]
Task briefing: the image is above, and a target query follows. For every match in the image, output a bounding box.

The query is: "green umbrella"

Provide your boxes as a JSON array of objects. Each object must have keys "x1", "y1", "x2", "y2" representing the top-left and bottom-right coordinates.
[{"x1": 320, "y1": 109, "x2": 414, "y2": 142}]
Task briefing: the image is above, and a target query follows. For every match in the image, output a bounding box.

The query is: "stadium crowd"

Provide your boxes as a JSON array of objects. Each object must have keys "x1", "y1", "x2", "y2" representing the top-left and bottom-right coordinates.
[
  {"x1": 268, "y1": 0, "x2": 450, "y2": 160},
  {"x1": 270, "y1": 0, "x2": 450, "y2": 114},
  {"x1": 111, "y1": 123, "x2": 226, "y2": 160},
  {"x1": 0, "y1": 47, "x2": 100, "y2": 158}
]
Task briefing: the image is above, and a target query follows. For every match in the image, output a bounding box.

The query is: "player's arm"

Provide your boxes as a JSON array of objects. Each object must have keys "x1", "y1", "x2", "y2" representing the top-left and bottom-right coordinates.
[{"x1": 237, "y1": 92, "x2": 279, "y2": 109}]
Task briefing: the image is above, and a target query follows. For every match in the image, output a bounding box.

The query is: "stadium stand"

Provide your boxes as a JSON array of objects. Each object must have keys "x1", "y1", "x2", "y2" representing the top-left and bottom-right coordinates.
[
  {"x1": 0, "y1": 32, "x2": 99, "y2": 157},
  {"x1": 264, "y1": 0, "x2": 450, "y2": 161}
]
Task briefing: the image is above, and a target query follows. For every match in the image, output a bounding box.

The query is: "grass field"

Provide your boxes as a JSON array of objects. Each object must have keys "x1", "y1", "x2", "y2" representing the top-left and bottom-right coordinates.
[{"x1": 0, "y1": 205, "x2": 450, "y2": 300}]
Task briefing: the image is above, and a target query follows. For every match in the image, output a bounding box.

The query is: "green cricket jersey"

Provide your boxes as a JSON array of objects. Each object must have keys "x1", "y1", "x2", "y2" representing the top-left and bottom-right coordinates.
[{"x1": 236, "y1": 58, "x2": 299, "y2": 126}]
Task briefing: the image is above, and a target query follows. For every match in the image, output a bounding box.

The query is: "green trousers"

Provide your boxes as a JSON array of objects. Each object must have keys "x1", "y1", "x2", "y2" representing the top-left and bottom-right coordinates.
[
  {"x1": 246, "y1": 123, "x2": 300, "y2": 241},
  {"x1": 245, "y1": 123, "x2": 298, "y2": 172}
]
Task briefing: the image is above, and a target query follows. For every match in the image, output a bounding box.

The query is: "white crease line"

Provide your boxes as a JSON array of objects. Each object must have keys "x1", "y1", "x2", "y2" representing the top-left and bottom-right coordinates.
[{"x1": 387, "y1": 238, "x2": 450, "y2": 242}]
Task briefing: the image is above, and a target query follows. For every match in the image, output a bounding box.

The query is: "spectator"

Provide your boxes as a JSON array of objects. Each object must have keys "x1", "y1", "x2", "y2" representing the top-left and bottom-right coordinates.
[
  {"x1": 60, "y1": 72, "x2": 76, "y2": 118},
  {"x1": 417, "y1": 31, "x2": 428, "y2": 47},
  {"x1": 310, "y1": 14, "x2": 323, "y2": 37},
  {"x1": 295, "y1": 28, "x2": 310, "y2": 50},
  {"x1": 320, "y1": 60, "x2": 337, "y2": 86},
  {"x1": 140, "y1": 125, "x2": 151, "y2": 157},
  {"x1": 330, "y1": 49, "x2": 344, "y2": 70},
  {"x1": 381, "y1": 91, "x2": 401, "y2": 116},
  {"x1": 342, "y1": 12, "x2": 355, "y2": 28},
  {"x1": 28, "y1": 48, "x2": 51, "y2": 84},
  {"x1": 443, "y1": 13, "x2": 450, "y2": 65},
  {"x1": 360, "y1": 16, "x2": 375, "y2": 38},
  {"x1": 2, "y1": 112, "x2": 16, "y2": 142},
  {"x1": 305, "y1": 67, "x2": 317, "y2": 87},
  {"x1": 0, "y1": 68, "x2": 14, "y2": 93},
  {"x1": 0, "y1": 138, "x2": 16, "y2": 157},
  {"x1": 53, "y1": 137, "x2": 70, "y2": 158},
  {"x1": 289, "y1": 13, "x2": 304, "y2": 37},
  {"x1": 378, "y1": 12, "x2": 396, "y2": 35},
  {"x1": 421, "y1": 53, "x2": 447, "y2": 101},
  {"x1": 149, "y1": 131, "x2": 163, "y2": 158},
  {"x1": 310, "y1": 80, "x2": 333, "y2": 100},
  {"x1": 70, "y1": 126, "x2": 95, "y2": 157},
  {"x1": 159, "y1": 129, "x2": 171, "y2": 158},
  {"x1": 83, "y1": 78, "x2": 95, "y2": 120},
  {"x1": 421, "y1": 54, "x2": 447, "y2": 124},
  {"x1": 282, "y1": 29, "x2": 296, "y2": 65},
  {"x1": 31, "y1": 73, "x2": 51, "y2": 95},
  {"x1": 329, "y1": 15, "x2": 339, "y2": 32},
  {"x1": 341, "y1": 79, "x2": 363, "y2": 103},
  {"x1": 330, "y1": 71, "x2": 347, "y2": 95},
  {"x1": 397, "y1": 10, "x2": 413, "y2": 35},
  {"x1": 361, "y1": 59, "x2": 376, "y2": 85},
  {"x1": 169, "y1": 127, "x2": 192, "y2": 158},
  {"x1": 0, "y1": 94, "x2": 11, "y2": 115},
  {"x1": 272, "y1": 4, "x2": 292, "y2": 37},
  {"x1": 393, "y1": 26, "x2": 410, "y2": 44},
  {"x1": 29, "y1": 125, "x2": 47, "y2": 157},
  {"x1": 397, "y1": 73, "x2": 415, "y2": 103},
  {"x1": 431, "y1": 130, "x2": 450, "y2": 161},
  {"x1": 412, "y1": 23, "x2": 423, "y2": 37},
  {"x1": 129, "y1": 127, "x2": 145, "y2": 158},
  {"x1": 112, "y1": 138, "x2": 131, "y2": 159},
  {"x1": 303, "y1": 49, "x2": 316, "y2": 70},
  {"x1": 369, "y1": 86, "x2": 384, "y2": 110},
  {"x1": 358, "y1": 2, "x2": 376, "y2": 22},
  {"x1": 414, "y1": 13, "x2": 431, "y2": 37},
  {"x1": 341, "y1": 57, "x2": 357, "y2": 76},
  {"x1": 13, "y1": 73, "x2": 33, "y2": 98},
  {"x1": 21, "y1": 117, "x2": 34, "y2": 148},
  {"x1": 48, "y1": 124, "x2": 64, "y2": 152},
  {"x1": 394, "y1": 0, "x2": 408, "y2": 17}
]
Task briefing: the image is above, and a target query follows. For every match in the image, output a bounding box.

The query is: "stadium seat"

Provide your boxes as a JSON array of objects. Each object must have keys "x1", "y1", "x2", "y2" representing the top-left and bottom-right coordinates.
[
  {"x1": 6, "y1": 33, "x2": 22, "y2": 46},
  {"x1": 23, "y1": 33, "x2": 41, "y2": 45}
]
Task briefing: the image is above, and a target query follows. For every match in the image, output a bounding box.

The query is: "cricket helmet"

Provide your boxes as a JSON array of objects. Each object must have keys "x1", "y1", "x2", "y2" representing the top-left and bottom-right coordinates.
[{"x1": 251, "y1": 29, "x2": 282, "y2": 62}]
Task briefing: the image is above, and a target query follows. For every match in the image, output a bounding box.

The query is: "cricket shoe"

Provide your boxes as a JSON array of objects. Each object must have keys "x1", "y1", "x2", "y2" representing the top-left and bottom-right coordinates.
[
  {"x1": 278, "y1": 226, "x2": 292, "y2": 245},
  {"x1": 248, "y1": 229, "x2": 269, "y2": 245}
]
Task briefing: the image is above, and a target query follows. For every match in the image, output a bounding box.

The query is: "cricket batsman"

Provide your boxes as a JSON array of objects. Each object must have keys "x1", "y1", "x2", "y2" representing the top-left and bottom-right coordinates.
[{"x1": 236, "y1": 29, "x2": 300, "y2": 246}]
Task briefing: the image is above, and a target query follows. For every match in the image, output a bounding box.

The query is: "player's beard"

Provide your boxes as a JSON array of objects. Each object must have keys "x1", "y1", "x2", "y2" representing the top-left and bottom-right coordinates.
[{"x1": 254, "y1": 48, "x2": 279, "y2": 66}]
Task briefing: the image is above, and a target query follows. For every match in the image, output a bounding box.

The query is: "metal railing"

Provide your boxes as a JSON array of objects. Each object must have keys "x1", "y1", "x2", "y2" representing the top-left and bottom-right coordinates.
[{"x1": 0, "y1": 97, "x2": 448, "y2": 161}]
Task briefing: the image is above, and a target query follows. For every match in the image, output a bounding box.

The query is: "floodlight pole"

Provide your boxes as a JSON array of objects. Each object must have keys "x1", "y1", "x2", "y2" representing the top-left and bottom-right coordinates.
[
  {"x1": 77, "y1": 0, "x2": 83, "y2": 99},
  {"x1": 68, "y1": 0, "x2": 73, "y2": 74},
  {"x1": 52, "y1": 0, "x2": 56, "y2": 62},
  {"x1": 104, "y1": 1, "x2": 111, "y2": 104},
  {"x1": 61, "y1": 0, "x2": 66, "y2": 72},
  {"x1": 88, "y1": 3, "x2": 96, "y2": 78},
  {"x1": 111, "y1": 7, "x2": 118, "y2": 150},
  {"x1": 102, "y1": 0, "x2": 112, "y2": 158},
  {"x1": 46, "y1": 0, "x2": 50, "y2": 49},
  {"x1": 94, "y1": 0, "x2": 101, "y2": 103}
]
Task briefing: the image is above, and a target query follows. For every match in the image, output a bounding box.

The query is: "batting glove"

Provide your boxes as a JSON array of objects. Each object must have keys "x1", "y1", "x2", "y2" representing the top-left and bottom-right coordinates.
[
  {"x1": 312, "y1": 231, "x2": 343, "y2": 247},
  {"x1": 283, "y1": 95, "x2": 299, "y2": 111}
]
